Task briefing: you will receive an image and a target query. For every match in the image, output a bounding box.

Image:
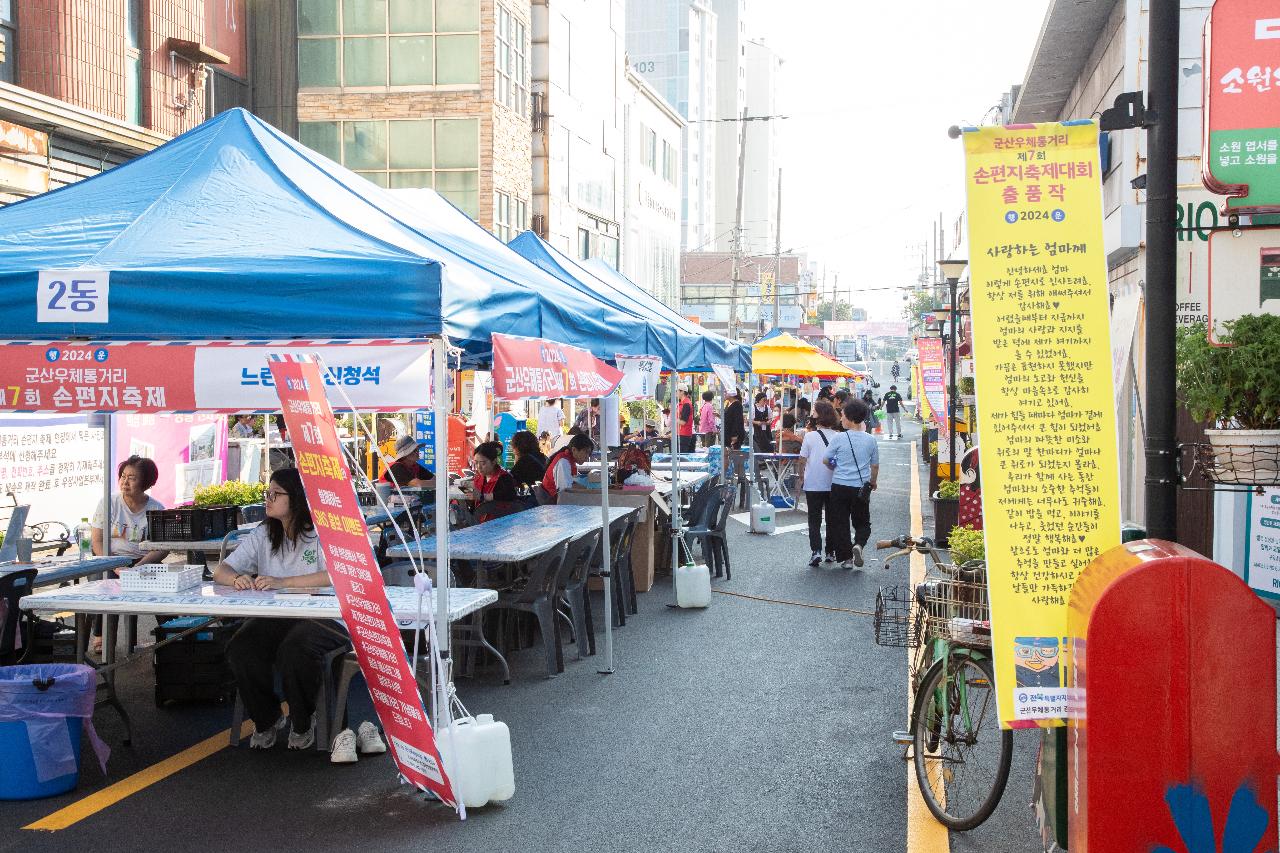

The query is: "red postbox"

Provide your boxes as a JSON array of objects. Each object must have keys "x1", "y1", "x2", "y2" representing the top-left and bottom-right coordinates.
[{"x1": 1068, "y1": 539, "x2": 1279, "y2": 851}]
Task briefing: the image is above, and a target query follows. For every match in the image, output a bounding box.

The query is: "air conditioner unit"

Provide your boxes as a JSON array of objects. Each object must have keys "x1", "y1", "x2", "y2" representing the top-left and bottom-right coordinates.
[{"x1": 531, "y1": 92, "x2": 545, "y2": 132}]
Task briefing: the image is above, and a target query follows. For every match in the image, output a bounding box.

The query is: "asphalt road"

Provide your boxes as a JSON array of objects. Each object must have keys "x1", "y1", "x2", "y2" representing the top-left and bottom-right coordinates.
[{"x1": 1, "y1": 435, "x2": 1040, "y2": 852}]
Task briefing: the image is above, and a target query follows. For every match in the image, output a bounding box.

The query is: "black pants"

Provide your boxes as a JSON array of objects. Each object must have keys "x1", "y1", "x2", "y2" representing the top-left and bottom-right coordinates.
[
  {"x1": 828, "y1": 483, "x2": 872, "y2": 562},
  {"x1": 679, "y1": 434, "x2": 696, "y2": 453},
  {"x1": 806, "y1": 490, "x2": 831, "y2": 555},
  {"x1": 226, "y1": 618, "x2": 350, "y2": 733}
]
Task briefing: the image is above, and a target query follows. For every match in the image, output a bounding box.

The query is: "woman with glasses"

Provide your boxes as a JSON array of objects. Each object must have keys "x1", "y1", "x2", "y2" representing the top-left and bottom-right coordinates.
[{"x1": 212, "y1": 468, "x2": 346, "y2": 751}]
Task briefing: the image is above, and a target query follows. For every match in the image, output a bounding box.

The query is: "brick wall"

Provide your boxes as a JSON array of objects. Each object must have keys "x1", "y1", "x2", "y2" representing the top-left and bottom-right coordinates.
[{"x1": 17, "y1": 0, "x2": 211, "y2": 136}]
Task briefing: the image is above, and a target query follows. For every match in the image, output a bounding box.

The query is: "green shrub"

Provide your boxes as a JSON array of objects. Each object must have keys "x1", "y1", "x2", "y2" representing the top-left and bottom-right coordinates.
[
  {"x1": 948, "y1": 524, "x2": 985, "y2": 564},
  {"x1": 936, "y1": 479, "x2": 960, "y2": 500},
  {"x1": 959, "y1": 376, "x2": 976, "y2": 396},
  {"x1": 1176, "y1": 316, "x2": 1280, "y2": 429},
  {"x1": 928, "y1": 440, "x2": 939, "y2": 458},
  {"x1": 193, "y1": 480, "x2": 266, "y2": 507}
]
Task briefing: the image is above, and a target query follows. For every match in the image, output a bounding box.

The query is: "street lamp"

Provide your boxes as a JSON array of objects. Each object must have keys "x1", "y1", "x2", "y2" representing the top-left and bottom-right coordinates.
[{"x1": 936, "y1": 258, "x2": 967, "y2": 483}]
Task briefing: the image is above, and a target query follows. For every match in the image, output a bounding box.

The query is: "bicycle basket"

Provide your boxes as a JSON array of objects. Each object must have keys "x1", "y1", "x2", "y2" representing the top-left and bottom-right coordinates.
[
  {"x1": 917, "y1": 578, "x2": 992, "y2": 647},
  {"x1": 874, "y1": 585, "x2": 922, "y2": 649}
]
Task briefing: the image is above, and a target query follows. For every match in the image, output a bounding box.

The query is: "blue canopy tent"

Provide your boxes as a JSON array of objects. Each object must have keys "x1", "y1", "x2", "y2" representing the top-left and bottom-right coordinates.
[{"x1": 508, "y1": 231, "x2": 749, "y2": 373}]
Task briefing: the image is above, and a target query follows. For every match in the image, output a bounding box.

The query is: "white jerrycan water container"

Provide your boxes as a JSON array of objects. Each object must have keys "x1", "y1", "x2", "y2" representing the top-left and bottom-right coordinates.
[
  {"x1": 675, "y1": 562, "x2": 712, "y2": 608},
  {"x1": 750, "y1": 501, "x2": 776, "y2": 534},
  {"x1": 436, "y1": 714, "x2": 515, "y2": 808}
]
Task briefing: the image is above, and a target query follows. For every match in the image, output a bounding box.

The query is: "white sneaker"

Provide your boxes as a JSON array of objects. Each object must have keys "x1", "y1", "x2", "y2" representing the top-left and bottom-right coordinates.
[
  {"x1": 249, "y1": 716, "x2": 287, "y2": 750},
  {"x1": 808, "y1": 552, "x2": 822, "y2": 567},
  {"x1": 357, "y1": 721, "x2": 387, "y2": 754},
  {"x1": 330, "y1": 728, "x2": 358, "y2": 763},
  {"x1": 853, "y1": 545, "x2": 865, "y2": 568},
  {"x1": 288, "y1": 722, "x2": 315, "y2": 750},
  {"x1": 839, "y1": 559, "x2": 855, "y2": 571}
]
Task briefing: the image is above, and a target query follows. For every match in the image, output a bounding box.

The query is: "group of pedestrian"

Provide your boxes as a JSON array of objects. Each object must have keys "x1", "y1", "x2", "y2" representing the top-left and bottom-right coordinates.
[{"x1": 796, "y1": 397, "x2": 880, "y2": 570}]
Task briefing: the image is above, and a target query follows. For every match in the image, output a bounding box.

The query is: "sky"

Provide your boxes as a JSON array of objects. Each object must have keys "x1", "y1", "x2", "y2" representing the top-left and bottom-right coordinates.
[{"x1": 752, "y1": 0, "x2": 1053, "y2": 321}]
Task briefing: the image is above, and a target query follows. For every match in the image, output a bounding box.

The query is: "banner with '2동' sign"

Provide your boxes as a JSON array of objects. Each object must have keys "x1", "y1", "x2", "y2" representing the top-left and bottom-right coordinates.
[
  {"x1": 0, "y1": 341, "x2": 431, "y2": 413},
  {"x1": 269, "y1": 354, "x2": 456, "y2": 806}
]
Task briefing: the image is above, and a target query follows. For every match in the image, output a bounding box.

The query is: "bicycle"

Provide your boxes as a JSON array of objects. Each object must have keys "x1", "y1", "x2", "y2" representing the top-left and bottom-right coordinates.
[{"x1": 873, "y1": 534, "x2": 1012, "y2": 831}]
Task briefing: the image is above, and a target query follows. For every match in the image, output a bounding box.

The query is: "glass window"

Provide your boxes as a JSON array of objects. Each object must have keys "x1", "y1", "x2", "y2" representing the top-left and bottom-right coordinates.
[
  {"x1": 578, "y1": 228, "x2": 591, "y2": 260},
  {"x1": 125, "y1": 55, "x2": 142, "y2": 125},
  {"x1": 435, "y1": 171, "x2": 478, "y2": 218},
  {"x1": 389, "y1": 119, "x2": 432, "y2": 169},
  {"x1": 390, "y1": 36, "x2": 432, "y2": 85},
  {"x1": 493, "y1": 191, "x2": 511, "y2": 242},
  {"x1": 343, "y1": 37, "x2": 387, "y2": 86},
  {"x1": 342, "y1": 0, "x2": 386, "y2": 35},
  {"x1": 435, "y1": 0, "x2": 479, "y2": 33},
  {"x1": 343, "y1": 121, "x2": 387, "y2": 170},
  {"x1": 515, "y1": 199, "x2": 527, "y2": 232},
  {"x1": 298, "y1": 0, "x2": 339, "y2": 35},
  {"x1": 298, "y1": 38, "x2": 340, "y2": 87},
  {"x1": 494, "y1": 5, "x2": 528, "y2": 117},
  {"x1": 390, "y1": 0, "x2": 431, "y2": 32},
  {"x1": 126, "y1": 0, "x2": 142, "y2": 48},
  {"x1": 434, "y1": 118, "x2": 477, "y2": 168},
  {"x1": 357, "y1": 171, "x2": 390, "y2": 188},
  {"x1": 299, "y1": 121, "x2": 342, "y2": 161},
  {"x1": 389, "y1": 171, "x2": 432, "y2": 188},
  {"x1": 435, "y1": 34, "x2": 478, "y2": 84}
]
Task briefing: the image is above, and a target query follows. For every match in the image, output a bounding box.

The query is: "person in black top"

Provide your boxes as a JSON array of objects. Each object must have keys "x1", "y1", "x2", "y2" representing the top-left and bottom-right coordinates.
[
  {"x1": 752, "y1": 392, "x2": 775, "y2": 453},
  {"x1": 508, "y1": 430, "x2": 547, "y2": 490},
  {"x1": 723, "y1": 391, "x2": 746, "y2": 449},
  {"x1": 460, "y1": 441, "x2": 521, "y2": 522},
  {"x1": 882, "y1": 384, "x2": 904, "y2": 440},
  {"x1": 381, "y1": 435, "x2": 435, "y2": 487}
]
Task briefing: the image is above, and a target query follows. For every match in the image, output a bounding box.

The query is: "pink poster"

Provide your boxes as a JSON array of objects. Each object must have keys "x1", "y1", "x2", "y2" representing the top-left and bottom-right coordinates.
[{"x1": 112, "y1": 413, "x2": 228, "y2": 507}]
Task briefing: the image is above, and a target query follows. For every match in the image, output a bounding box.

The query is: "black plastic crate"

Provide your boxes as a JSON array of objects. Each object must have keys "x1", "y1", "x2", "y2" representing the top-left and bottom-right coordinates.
[
  {"x1": 146, "y1": 505, "x2": 239, "y2": 542},
  {"x1": 152, "y1": 617, "x2": 236, "y2": 706}
]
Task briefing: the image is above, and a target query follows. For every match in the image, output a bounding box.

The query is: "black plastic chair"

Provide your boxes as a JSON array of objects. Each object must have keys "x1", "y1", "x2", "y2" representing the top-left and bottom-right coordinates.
[
  {"x1": 490, "y1": 541, "x2": 570, "y2": 677},
  {"x1": 591, "y1": 515, "x2": 639, "y2": 626},
  {"x1": 685, "y1": 485, "x2": 735, "y2": 579},
  {"x1": 0, "y1": 568, "x2": 36, "y2": 665},
  {"x1": 557, "y1": 531, "x2": 602, "y2": 660}
]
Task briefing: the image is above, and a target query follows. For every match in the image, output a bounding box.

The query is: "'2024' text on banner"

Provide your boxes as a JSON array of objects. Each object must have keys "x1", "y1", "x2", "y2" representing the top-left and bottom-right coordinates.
[
  {"x1": 963, "y1": 121, "x2": 1121, "y2": 729},
  {"x1": 269, "y1": 355, "x2": 456, "y2": 807},
  {"x1": 491, "y1": 333, "x2": 624, "y2": 401},
  {"x1": 0, "y1": 341, "x2": 432, "y2": 413}
]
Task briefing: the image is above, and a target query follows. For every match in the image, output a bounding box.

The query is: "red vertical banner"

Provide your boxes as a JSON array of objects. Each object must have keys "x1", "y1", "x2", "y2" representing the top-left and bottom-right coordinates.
[{"x1": 269, "y1": 355, "x2": 456, "y2": 808}]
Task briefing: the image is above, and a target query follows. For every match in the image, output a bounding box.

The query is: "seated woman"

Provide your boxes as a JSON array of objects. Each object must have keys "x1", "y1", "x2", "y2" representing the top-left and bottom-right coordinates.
[
  {"x1": 381, "y1": 435, "x2": 435, "y2": 488},
  {"x1": 508, "y1": 430, "x2": 547, "y2": 493},
  {"x1": 213, "y1": 469, "x2": 348, "y2": 751},
  {"x1": 459, "y1": 441, "x2": 520, "y2": 522},
  {"x1": 779, "y1": 413, "x2": 803, "y2": 454}
]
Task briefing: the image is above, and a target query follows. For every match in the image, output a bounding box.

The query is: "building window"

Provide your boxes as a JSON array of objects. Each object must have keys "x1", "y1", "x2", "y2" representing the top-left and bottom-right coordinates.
[
  {"x1": 492, "y1": 193, "x2": 527, "y2": 242},
  {"x1": 298, "y1": 117, "x2": 481, "y2": 217},
  {"x1": 297, "y1": 0, "x2": 480, "y2": 89},
  {"x1": 125, "y1": 0, "x2": 144, "y2": 125},
  {"x1": 0, "y1": 1, "x2": 15, "y2": 85},
  {"x1": 661, "y1": 140, "x2": 676, "y2": 185},
  {"x1": 578, "y1": 228, "x2": 591, "y2": 261},
  {"x1": 494, "y1": 5, "x2": 529, "y2": 118},
  {"x1": 515, "y1": 198, "x2": 527, "y2": 234},
  {"x1": 642, "y1": 126, "x2": 656, "y2": 172}
]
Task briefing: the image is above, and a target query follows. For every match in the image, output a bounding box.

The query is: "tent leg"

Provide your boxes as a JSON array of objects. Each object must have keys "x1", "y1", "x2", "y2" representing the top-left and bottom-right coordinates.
[
  {"x1": 432, "y1": 337, "x2": 451, "y2": 729},
  {"x1": 599, "y1": 390, "x2": 615, "y2": 674}
]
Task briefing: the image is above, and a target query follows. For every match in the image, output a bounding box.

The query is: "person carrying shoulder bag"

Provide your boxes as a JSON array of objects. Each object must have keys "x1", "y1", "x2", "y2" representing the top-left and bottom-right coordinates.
[
  {"x1": 796, "y1": 400, "x2": 841, "y2": 566},
  {"x1": 822, "y1": 399, "x2": 880, "y2": 570}
]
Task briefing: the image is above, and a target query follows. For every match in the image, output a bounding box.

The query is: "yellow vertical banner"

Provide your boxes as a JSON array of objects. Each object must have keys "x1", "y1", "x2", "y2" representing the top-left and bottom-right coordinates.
[{"x1": 963, "y1": 122, "x2": 1121, "y2": 729}]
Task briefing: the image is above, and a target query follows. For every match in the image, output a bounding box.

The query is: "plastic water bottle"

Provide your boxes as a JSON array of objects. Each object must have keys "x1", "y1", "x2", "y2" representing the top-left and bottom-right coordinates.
[{"x1": 76, "y1": 517, "x2": 91, "y2": 561}]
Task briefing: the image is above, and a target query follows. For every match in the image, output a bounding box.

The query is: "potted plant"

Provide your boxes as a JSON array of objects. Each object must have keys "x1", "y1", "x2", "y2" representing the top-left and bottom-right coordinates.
[
  {"x1": 947, "y1": 524, "x2": 985, "y2": 566},
  {"x1": 1176, "y1": 316, "x2": 1280, "y2": 484},
  {"x1": 932, "y1": 478, "x2": 960, "y2": 546},
  {"x1": 193, "y1": 481, "x2": 267, "y2": 523}
]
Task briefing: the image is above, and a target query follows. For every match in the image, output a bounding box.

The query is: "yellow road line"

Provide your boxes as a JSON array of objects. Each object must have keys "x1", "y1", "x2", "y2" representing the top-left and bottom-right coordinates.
[
  {"x1": 906, "y1": 442, "x2": 949, "y2": 851},
  {"x1": 24, "y1": 720, "x2": 253, "y2": 832}
]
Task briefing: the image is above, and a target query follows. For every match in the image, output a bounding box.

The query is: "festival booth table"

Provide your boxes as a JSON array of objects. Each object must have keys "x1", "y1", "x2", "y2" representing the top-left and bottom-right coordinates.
[{"x1": 0, "y1": 109, "x2": 692, "y2": 808}]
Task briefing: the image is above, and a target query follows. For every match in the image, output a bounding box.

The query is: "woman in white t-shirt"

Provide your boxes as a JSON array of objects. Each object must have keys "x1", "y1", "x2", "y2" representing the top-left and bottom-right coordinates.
[
  {"x1": 213, "y1": 468, "x2": 346, "y2": 752},
  {"x1": 536, "y1": 398, "x2": 565, "y2": 441},
  {"x1": 796, "y1": 401, "x2": 840, "y2": 567},
  {"x1": 90, "y1": 455, "x2": 167, "y2": 565}
]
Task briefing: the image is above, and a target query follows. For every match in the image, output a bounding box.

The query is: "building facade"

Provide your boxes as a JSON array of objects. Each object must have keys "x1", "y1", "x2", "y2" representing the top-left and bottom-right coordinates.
[
  {"x1": 710, "y1": 0, "x2": 744, "y2": 253},
  {"x1": 739, "y1": 36, "x2": 778, "y2": 254},
  {"x1": 622, "y1": 69, "x2": 682, "y2": 305},
  {"x1": 530, "y1": 0, "x2": 625, "y2": 265},
  {"x1": 626, "y1": 0, "x2": 717, "y2": 251},
  {"x1": 681, "y1": 250, "x2": 806, "y2": 339},
  {"x1": 0, "y1": 0, "x2": 248, "y2": 204},
  {"x1": 274, "y1": 0, "x2": 532, "y2": 232}
]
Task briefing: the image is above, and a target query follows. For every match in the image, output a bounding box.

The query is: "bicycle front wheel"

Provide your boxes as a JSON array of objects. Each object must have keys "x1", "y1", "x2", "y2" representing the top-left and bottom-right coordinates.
[{"x1": 912, "y1": 653, "x2": 1012, "y2": 830}]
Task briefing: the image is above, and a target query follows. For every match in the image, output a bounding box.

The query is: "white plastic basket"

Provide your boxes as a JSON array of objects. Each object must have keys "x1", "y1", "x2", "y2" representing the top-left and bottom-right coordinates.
[{"x1": 118, "y1": 564, "x2": 204, "y2": 593}]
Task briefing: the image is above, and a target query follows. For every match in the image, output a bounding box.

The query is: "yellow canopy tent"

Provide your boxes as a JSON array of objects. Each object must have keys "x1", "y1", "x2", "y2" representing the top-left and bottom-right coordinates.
[{"x1": 751, "y1": 331, "x2": 860, "y2": 378}]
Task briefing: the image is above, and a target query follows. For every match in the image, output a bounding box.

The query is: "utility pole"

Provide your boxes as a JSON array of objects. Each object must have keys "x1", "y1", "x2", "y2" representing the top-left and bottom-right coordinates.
[
  {"x1": 771, "y1": 168, "x2": 782, "y2": 330},
  {"x1": 1144, "y1": 2, "x2": 1179, "y2": 541},
  {"x1": 727, "y1": 107, "x2": 748, "y2": 342}
]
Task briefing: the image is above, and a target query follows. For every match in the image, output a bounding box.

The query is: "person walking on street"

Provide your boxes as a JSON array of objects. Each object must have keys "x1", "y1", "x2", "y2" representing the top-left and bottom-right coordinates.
[
  {"x1": 823, "y1": 400, "x2": 879, "y2": 570},
  {"x1": 698, "y1": 390, "x2": 719, "y2": 448},
  {"x1": 797, "y1": 400, "x2": 840, "y2": 566},
  {"x1": 537, "y1": 398, "x2": 565, "y2": 442},
  {"x1": 882, "y1": 385, "x2": 904, "y2": 439}
]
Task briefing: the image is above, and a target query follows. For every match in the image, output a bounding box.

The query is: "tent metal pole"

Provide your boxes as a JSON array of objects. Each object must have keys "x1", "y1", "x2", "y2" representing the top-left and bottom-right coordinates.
[
  {"x1": 598, "y1": 390, "x2": 615, "y2": 674},
  {"x1": 432, "y1": 337, "x2": 451, "y2": 727},
  {"x1": 669, "y1": 371, "x2": 680, "y2": 572}
]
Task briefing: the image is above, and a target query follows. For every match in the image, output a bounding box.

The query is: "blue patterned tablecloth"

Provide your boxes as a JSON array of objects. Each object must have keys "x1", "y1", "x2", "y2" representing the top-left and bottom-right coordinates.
[
  {"x1": 0, "y1": 555, "x2": 135, "y2": 588},
  {"x1": 387, "y1": 504, "x2": 636, "y2": 562},
  {"x1": 18, "y1": 579, "x2": 495, "y2": 626}
]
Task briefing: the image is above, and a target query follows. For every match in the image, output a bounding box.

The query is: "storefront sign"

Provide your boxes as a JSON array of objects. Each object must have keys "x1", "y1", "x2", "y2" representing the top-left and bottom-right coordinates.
[
  {"x1": 491, "y1": 333, "x2": 623, "y2": 401},
  {"x1": 1203, "y1": 0, "x2": 1280, "y2": 211},
  {"x1": 0, "y1": 341, "x2": 432, "y2": 413},
  {"x1": 1245, "y1": 487, "x2": 1280, "y2": 598},
  {"x1": 616, "y1": 355, "x2": 661, "y2": 400},
  {"x1": 270, "y1": 354, "x2": 456, "y2": 808},
  {"x1": 963, "y1": 121, "x2": 1122, "y2": 728},
  {"x1": 916, "y1": 337, "x2": 948, "y2": 429},
  {"x1": 412, "y1": 412, "x2": 470, "y2": 475}
]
